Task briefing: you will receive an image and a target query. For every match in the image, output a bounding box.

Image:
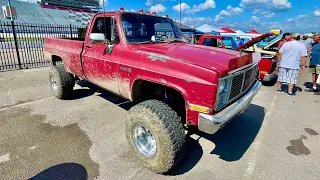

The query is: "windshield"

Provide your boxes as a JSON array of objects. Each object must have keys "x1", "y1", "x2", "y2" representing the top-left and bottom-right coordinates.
[
  {"x1": 121, "y1": 13, "x2": 188, "y2": 44},
  {"x1": 221, "y1": 37, "x2": 238, "y2": 50}
]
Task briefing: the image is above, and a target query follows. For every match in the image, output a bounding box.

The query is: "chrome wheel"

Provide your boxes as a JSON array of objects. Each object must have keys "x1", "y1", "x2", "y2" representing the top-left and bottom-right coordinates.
[
  {"x1": 50, "y1": 76, "x2": 58, "y2": 92},
  {"x1": 133, "y1": 124, "x2": 157, "y2": 157}
]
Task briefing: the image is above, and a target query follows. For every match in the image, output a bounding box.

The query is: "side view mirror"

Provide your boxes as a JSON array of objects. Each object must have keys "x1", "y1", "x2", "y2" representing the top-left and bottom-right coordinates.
[{"x1": 89, "y1": 33, "x2": 105, "y2": 44}]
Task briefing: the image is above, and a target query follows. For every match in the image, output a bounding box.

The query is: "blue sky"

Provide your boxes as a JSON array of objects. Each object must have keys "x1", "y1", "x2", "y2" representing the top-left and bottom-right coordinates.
[{"x1": 100, "y1": 0, "x2": 320, "y2": 32}]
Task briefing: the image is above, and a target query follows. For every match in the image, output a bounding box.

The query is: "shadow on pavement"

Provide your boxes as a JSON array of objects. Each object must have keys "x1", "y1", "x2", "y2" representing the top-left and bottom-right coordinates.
[
  {"x1": 304, "y1": 82, "x2": 313, "y2": 89},
  {"x1": 262, "y1": 76, "x2": 278, "y2": 87},
  {"x1": 167, "y1": 135, "x2": 203, "y2": 176},
  {"x1": 29, "y1": 163, "x2": 88, "y2": 180},
  {"x1": 281, "y1": 84, "x2": 303, "y2": 94},
  {"x1": 168, "y1": 104, "x2": 265, "y2": 175},
  {"x1": 207, "y1": 104, "x2": 265, "y2": 161},
  {"x1": 304, "y1": 82, "x2": 320, "y2": 89}
]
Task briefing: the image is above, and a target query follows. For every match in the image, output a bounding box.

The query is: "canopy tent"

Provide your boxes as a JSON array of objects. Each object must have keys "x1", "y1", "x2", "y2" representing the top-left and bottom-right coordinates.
[
  {"x1": 175, "y1": 22, "x2": 195, "y2": 33},
  {"x1": 195, "y1": 29, "x2": 204, "y2": 34},
  {"x1": 248, "y1": 29, "x2": 260, "y2": 34},
  {"x1": 235, "y1": 30, "x2": 245, "y2": 33},
  {"x1": 221, "y1": 27, "x2": 235, "y2": 33},
  {"x1": 196, "y1": 24, "x2": 226, "y2": 34}
]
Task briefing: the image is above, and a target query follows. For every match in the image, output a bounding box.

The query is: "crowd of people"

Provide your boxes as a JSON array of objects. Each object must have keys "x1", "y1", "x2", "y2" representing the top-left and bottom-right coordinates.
[{"x1": 276, "y1": 33, "x2": 320, "y2": 96}]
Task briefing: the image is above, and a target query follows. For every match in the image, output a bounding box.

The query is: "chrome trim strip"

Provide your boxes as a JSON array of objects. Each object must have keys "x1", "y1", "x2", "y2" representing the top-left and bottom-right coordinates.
[{"x1": 199, "y1": 81, "x2": 262, "y2": 134}]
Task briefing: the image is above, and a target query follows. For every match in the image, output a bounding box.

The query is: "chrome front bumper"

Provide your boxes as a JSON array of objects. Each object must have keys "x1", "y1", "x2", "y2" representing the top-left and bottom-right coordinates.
[{"x1": 198, "y1": 81, "x2": 262, "y2": 134}]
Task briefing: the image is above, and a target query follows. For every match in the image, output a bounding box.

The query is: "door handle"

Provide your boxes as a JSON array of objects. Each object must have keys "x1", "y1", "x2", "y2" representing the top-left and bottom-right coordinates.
[{"x1": 85, "y1": 44, "x2": 93, "y2": 48}]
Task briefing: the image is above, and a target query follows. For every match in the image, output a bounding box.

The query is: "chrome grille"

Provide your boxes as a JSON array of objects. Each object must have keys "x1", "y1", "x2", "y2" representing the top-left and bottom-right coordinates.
[
  {"x1": 229, "y1": 74, "x2": 243, "y2": 100},
  {"x1": 215, "y1": 64, "x2": 259, "y2": 111}
]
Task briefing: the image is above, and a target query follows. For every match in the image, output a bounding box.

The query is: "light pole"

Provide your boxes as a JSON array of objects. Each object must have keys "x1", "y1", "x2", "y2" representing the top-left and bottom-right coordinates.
[
  {"x1": 179, "y1": 0, "x2": 181, "y2": 28},
  {"x1": 7, "y1": 0, "x2": 14, "y2": 22},
  {"x1": 7, "y1": 0, "x2": 22, "y2": 69}
]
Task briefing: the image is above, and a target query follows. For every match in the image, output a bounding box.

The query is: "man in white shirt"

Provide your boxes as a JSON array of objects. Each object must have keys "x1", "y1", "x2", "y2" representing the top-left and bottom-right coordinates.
[
  {"x1": 277, "y1": 34, "x2": 307, "y2": 96},
  {"x1": 301, "y1": 34, "x2": 314, "y2": 49}
]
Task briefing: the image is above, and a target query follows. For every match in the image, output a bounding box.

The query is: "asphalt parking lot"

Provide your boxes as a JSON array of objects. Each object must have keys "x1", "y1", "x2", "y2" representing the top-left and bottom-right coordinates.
[{"x1": 0, "y1": 67, "x2": 320, "y2": 180}]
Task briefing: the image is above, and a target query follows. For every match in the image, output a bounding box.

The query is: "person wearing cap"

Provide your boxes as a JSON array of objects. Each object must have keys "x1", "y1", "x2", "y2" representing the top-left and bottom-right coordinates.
[
  {"x1": 277, "y1": 34, "x2": 307, "y2": 96},
  {"x1": 277, "y1": 33, "x2": 292, "y2": 51},
  {"x1": 301, "y1": 34, "x2": 314, "y2": 49},
  {"x1": 305, "y1": 33, "x2": 320, "y2": 95}
]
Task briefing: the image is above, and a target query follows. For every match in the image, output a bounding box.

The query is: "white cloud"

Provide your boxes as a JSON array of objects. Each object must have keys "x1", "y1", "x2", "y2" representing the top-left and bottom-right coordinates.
[
  {"x1": 250, "y1": 16, "x2": 261, "y2": 25},
  {"x1": 287, "y1": 14, "x2": 307, "y2": 23},
  {"x1": 181, "y1": 16, "x2": 212, "y2": 24},
  {"x1": 130, "y1": 9, "x2": 136, "y2": 12},
  {"x1": 214, "y1": 5, "x2": 243, "y2": 22},
  {"x1": 240, "y1": 0, "x2": 292, "y2": 11},
  {"x1": 173, "y1": 0, "x2": 216, "y2": 14},
  {"x1": 314, "y1": 10, "x2": 320, "y2": 16},
  {"x1": 173, "y1": 3, "x2": 190, "y2": 12},
  {"x1": 145, "y1": 0, "x2": 176, "y2": 6},
  {"x1": 145, "y1": 0, "x2": 164, "y2": 6},
  {"x1": 272, "y1": 0, "x2": 292, "y2": 10},
  {"x1": 146, "y1": 0, "x2": 154, "y2": 6},
  {"x1": 180, "y1": 16, "x2": 213, "y2": 27},
  {"x1": 264, "y1": 12, "x2": 275, "y2": 18},
  {"x1": 227, "y1": 5, "x2": 243, "y2": 14},
  {"x1": 189, "y1": 0, "x2": 216, "y2": 14},
  {"x1": 215, "y1": 15, "x2": 223, "y2": 22},
  {"x1": 150, "y1": 4, "x2": 166, "y2": 13},
  {"x1": 220, "y1": 10, "x2": 231, "y2": 16},
  {"x1": 253, "y1": 9, "x2": 275, "y2": 18}
]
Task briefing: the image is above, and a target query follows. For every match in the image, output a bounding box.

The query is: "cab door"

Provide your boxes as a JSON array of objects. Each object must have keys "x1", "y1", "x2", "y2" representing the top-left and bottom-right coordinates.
[{"x1": 82, "y1": 16, "x2": 121, "y2": 95}]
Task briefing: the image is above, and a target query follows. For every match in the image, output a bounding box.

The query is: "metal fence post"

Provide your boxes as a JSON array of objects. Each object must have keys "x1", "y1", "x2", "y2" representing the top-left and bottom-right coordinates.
[
  {"x1": 70, "y1": 24, "x2": 73, "y2": 38},
  {"x1": 11, "y1": 21, "x2": 22, "y2": 69}
]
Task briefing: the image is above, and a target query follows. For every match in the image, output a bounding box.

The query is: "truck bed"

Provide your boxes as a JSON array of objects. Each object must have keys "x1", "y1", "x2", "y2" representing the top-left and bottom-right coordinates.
[{"x1": 44, "y1": 37, "x2": 85, "y2": 78}]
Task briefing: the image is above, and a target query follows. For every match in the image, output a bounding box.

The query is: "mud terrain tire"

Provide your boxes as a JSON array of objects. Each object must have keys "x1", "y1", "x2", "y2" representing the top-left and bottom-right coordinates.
[
  {"x1": 126, "y1": 100, "x2": 186, "y2": 174},
  {"x1": 49, "y1": 65, "x2": 75, "y2": 99}
]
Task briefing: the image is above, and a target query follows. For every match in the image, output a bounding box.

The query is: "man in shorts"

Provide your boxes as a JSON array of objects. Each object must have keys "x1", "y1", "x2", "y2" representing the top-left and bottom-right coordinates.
[
  {"x1": 305, "y1": 33, "x2": 320, "y2": 95},
  {"x1": 277, "y1": 34, "x2": 307, "y2": 96}
]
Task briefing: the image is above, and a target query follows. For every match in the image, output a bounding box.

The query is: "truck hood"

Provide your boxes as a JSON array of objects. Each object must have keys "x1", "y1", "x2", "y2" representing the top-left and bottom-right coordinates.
[
  {"x1": 236, "y1": 33, "x2": 274, "y2": 51},
  {"x1": 135, "y1": 43, "x2": 253, "y2": 76}
]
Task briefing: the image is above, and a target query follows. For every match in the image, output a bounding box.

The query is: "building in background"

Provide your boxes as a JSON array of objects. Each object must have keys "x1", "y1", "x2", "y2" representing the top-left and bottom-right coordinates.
[{"x1": 38, "y1": 0, "x2": 99, "y2": 10}]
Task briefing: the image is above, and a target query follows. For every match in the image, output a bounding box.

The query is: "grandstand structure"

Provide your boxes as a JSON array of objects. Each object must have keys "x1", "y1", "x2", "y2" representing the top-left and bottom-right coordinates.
[{"x1": 0, "y1": 0, "x2": 99, "y2": 25}]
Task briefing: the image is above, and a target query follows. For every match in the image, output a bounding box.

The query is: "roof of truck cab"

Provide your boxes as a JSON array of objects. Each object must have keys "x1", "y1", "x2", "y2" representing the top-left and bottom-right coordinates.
[{"x1": 96, "y1": 11, "x2": 169, "y2": 16}]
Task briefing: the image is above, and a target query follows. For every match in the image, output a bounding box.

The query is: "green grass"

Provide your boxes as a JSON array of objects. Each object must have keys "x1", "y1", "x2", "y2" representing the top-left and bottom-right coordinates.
[{"x1": 3, "y1": 37, "x2": 44, "y2": 42}]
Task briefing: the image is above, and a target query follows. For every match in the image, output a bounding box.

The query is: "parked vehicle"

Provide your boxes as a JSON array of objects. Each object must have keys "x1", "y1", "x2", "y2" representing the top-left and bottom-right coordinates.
[
  {"x1": 244, "y1": 34, "x2": 282, "y2": 81},
  {"x1": 256, "y1": 33, "x2": 284, "y2": 48},
  {"x1": 43, "y1": 10, "x2": 262, "y2": 174},
  {"x1": 198, "y1": 35, "x2": 238, "y2": 50},
  {"x1": 220, "y1": 32, "x2": 260, "y2": 43},
  {"x1": 198, "y1": 33, "x2": 278, "y2": 82}
]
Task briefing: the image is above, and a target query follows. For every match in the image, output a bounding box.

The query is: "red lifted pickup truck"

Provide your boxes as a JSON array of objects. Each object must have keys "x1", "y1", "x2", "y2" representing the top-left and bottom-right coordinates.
[{"x1": 44, "y1": 11, "x2": 262, "y2": 173}]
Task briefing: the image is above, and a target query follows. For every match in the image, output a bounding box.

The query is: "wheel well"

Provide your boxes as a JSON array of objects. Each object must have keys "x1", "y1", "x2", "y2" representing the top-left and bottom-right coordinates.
[
  {"x1": 132, "y1": 80, "x2": 186, "y2": 123},
  {"x1": 52, "y1": 55, "x2": 62, "y2": 65}
]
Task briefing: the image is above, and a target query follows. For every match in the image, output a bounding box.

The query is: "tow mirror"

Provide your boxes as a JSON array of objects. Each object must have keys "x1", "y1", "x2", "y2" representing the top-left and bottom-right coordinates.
[{"x1": 89, "y1": 33, "x2": 105, "y2": 44}]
